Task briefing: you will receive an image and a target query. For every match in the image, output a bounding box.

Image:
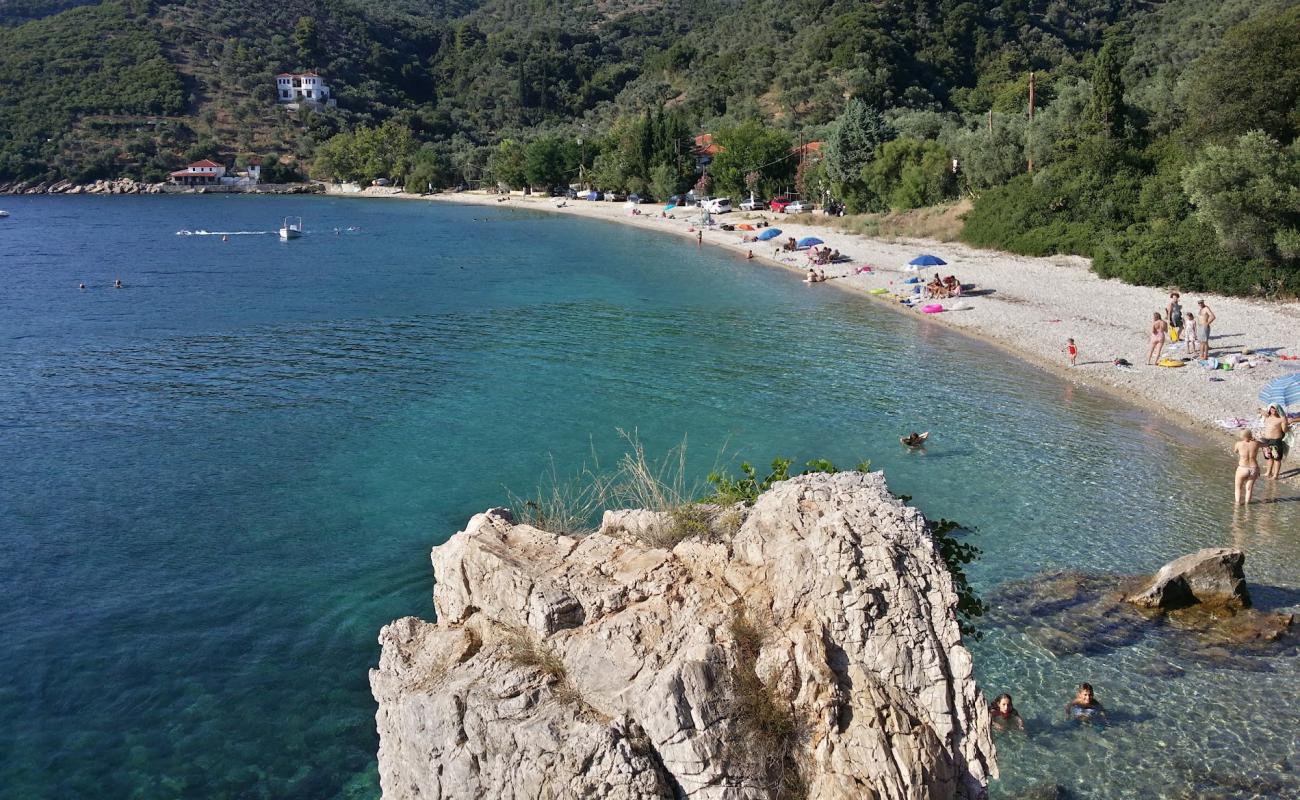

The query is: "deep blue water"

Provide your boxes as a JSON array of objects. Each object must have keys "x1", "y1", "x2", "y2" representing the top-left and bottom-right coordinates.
[{"x1": 1, "y1": 195, "x2": 1297, "y2": 799}]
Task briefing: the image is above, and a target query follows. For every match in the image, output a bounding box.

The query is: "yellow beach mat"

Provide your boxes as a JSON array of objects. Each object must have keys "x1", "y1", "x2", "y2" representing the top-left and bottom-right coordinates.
[
  {"x1": 1157, "y1": 358, "x2": 1186, "y2": 368},
  {"x1": 868, "y1": 288, "x2": 890, "y2": 295}
]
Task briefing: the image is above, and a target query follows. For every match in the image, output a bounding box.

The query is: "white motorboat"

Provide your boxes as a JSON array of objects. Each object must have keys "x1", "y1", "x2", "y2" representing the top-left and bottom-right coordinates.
[
  {"x1": 279, "y1": 216, "x2": 303, "y2": 240},
  {"x1": 0, "y1": 210, "x2": 10, "y2": 218}
]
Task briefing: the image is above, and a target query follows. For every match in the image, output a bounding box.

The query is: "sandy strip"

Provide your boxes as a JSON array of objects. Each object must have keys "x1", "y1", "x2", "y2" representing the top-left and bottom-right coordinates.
[{"x1": 332, "y1": 186, "x2": 1300, "y2": 444}]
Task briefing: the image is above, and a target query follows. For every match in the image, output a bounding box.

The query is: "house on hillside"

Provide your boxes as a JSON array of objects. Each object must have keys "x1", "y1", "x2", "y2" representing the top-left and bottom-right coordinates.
[
  {"x1": 169, "y1": 159, "x2": 226, "y2": 186},
  {"x1": 275, "y1": 72, "x2": 336, "y2": 108},
  {"x1": 694, "y1": 134, "x2": 721, "y2": 173}
]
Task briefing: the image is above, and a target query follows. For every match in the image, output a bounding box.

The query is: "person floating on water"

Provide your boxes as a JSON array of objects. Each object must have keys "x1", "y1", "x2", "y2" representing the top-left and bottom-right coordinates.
[
  {"x1": 1065, "y1": 683, "x2": 1107, "y2": 725},
  {"x1": 990, "y1": 693, "x2": 1025, "y2": 732},
  {"x1": 113, "y1": 278, "x2": 123, "y2": 289},
  {"x1": 78, "y1": 282, "x2": 86, "y2": 290},
  {"x1": 901, "y1": 431, "x2": 929, "y2": 448}
]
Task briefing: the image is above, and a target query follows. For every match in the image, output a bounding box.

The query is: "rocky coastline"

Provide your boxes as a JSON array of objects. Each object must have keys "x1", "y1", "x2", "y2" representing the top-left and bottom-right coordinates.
[
  {"x1": 371, "y1": 471, "x2": 997, "y2": 800},
  {"x1": 0, "y1": 178, "x2": 323, "y2": 195}
]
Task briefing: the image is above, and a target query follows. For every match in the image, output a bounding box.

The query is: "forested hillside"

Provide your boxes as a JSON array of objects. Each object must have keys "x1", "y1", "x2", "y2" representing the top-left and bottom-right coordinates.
[{"x1": 1, "y1": 0, "x2": 1297, "y2": 293}]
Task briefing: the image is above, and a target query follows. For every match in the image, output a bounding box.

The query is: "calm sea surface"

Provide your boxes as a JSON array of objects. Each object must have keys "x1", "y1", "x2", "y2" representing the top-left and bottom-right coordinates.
[{"x1": 1, "y1": 195, "x2": 1297, "y2": 799}]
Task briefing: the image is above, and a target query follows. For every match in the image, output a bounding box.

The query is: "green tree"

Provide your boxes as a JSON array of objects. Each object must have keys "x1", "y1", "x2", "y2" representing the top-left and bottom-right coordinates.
[
  {"x1": 524, "y1": 136, "x2": 578, "y2": 189},
  {"x1": 1087, "y1": 39, "x2": 1128, "y2": 140},
  {"x1": 1182, "y1": 130, "x2": 1300, "y2": 262},
  {"x1": 405, "y1": 147, "x2": 453, "y2": 193},
  {"x1": 292, "y1": 16, "x2": 318, "y2": 66},
  {"x1": 823, "y1": 101, "x2": 894, "y2": 184},
  {"x1": 863, "y1": 138, "x2": 957, "y2": 210},
  {"x1": 488, "y1": 139, "x2": 527, "y2": 189},
  {"x1": 709, "y1": 120, "x2": 793, "y2": 198},
  {"x1": 649, "y1": 163, "x2": 679, "y2": 203},
  {"x1": 1183, "y1": 5, "x2": 1300, "y2": 145}
]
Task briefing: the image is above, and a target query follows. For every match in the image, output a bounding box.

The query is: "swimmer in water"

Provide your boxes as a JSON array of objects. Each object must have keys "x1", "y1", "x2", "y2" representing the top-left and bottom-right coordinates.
[
  {"x1": 746, "y1": 250, "x2": 754, "y2": 260},
  {"x1": 79, "y1": 282, "x2": 86, "y2": 290},
  {"x1": 113, "y1": 279, "x2": 123, "y2": 289},
  {"x1": 1065, "y1": 683, "x2": 1106, "y2": 725},
  {"x1": 989, "y1": 693, "x2": 1025, "y2": 732},
  {"x1": 222, "y1": 234, "x2": 229, "y2": 242}
]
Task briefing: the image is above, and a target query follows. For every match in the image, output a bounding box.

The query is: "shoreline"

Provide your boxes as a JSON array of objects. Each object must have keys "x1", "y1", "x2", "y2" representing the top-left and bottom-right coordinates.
[{"x1": 329, "y1": 187, "x2": 1298, "y2": 452}]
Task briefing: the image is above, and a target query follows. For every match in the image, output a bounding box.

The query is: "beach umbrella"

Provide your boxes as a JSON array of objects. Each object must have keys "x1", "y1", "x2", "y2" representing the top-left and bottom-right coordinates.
[
  {"x1": 797, "y1": 236, "x2": 824, "y2": 248},
  {"x1": 755, "y1": 228, "x2": 782, "y2": 241},
  {"x1": 664, "y1": 203, "x2": 677, "y2": 211},
  {"x1": 908, "y1": 254, "x2": 947, "y2": 266},
  {"x1": 1259, "y1": 374, "x2": 1300, "y2": 411}
]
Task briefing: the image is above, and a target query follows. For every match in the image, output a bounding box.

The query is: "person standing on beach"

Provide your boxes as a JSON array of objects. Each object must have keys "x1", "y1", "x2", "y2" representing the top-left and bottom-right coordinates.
[
  {"x1": 697, "y1": 230, "x2": 703, "y2": 246},
  {"x1": 1197, "y1": 300, "x2": 1216, "y2": 359},
  {"x1": 1234, "y1": 430, "x2": 1261, "y2": 505},
  {"x1": 1166, "y1": 293, "x2": 1183, "y2": 343},
  {"x1": 1183, "y1": 312, "x2": 1199, "y2": 355},
  {"x1": 1147, "y1": 312, "x2": 1167, "y2": 364},
  {"x1": 1066, "y1": 338, "x2": 1078, "y2": 367},
  {"x1": 1260, "y1": 405, "x2": 1290, "y2": 480}
]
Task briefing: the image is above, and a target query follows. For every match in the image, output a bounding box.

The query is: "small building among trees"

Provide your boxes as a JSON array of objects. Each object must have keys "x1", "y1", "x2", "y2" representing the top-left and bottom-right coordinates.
[
  {"x1": 275, "y1": 72, "x2": 334, "y2": 107},
  {"x1": 168, "y1": 159, "x2": 226, "y2": 186}
]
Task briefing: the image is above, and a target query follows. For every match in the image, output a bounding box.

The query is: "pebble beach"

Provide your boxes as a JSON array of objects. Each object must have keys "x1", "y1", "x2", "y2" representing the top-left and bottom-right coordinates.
[{"x1": 341, "y1": 186, "x2": 1300, "y2": 450}]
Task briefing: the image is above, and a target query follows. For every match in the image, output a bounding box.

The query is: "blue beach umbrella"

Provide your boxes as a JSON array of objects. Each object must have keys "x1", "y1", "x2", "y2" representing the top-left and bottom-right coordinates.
[
  {"x1": 755, "y1": 228, "x2": 782, "y2": 241},
  {"x1": 797, "y1": 236, "x2": 824, "y2": 248},
  {"x1": 664, "y1": 203, "x2": 677, "y2": 211},
  {"x1": 1259, "y1": 374, "x2": 1300, "y2": 411},
  {"x1": 908, "y1": 254, "x2": 947, "y2": 266}
]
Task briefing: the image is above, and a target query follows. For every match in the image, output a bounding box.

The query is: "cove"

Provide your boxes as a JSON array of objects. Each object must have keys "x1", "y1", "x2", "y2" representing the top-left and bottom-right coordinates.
[{"x1": 0, "y1": 194, "x2": 1296, "y2": 799}]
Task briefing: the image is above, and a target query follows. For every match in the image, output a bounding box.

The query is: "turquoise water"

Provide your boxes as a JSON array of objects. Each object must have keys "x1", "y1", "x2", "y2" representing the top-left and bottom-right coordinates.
[{"x1": 1, "y1": 195, "x2": 1297, "y2": 799}]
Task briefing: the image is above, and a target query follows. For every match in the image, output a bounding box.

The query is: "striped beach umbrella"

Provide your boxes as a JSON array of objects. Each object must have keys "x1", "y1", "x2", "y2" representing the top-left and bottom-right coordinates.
[{"x1": 1259, "y1": 374, "x2": 1300, "y2": 411}]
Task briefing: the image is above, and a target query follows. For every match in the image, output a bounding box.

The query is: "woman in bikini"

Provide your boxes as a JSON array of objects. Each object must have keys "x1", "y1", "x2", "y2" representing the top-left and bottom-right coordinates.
[
  {"x1": 1233, "y1": 430, "x2": 1261, "y2": 506},
  {"x1": 1146, "y1": 311, "x2": 1167, "y2": 365},
  {"x1": 1260, "y1": 405, "x2": 1290, "y2": 480}
]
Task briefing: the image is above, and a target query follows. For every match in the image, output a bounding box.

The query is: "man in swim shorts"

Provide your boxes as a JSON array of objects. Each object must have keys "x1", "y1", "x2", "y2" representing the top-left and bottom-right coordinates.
[
  {"x1": 1260, "y1": 405, "x2": 1290, "y2": 480},
  {"x1": 1233, "y1": 430, "x2": 1261, "y2": 505},
  {"x1": 1197, "y1": 300, "x2": 1215, "y2": 359}
]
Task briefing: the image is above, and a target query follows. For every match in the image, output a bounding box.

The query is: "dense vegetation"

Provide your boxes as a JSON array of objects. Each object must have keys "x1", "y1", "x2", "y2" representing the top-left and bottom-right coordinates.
[{"x1": 1, "y1": 0, "x2": 1297, "y2": 293}]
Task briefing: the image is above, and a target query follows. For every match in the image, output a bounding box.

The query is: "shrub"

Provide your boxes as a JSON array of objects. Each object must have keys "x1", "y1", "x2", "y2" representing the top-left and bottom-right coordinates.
[{"x1": 726, "y1": 612, "x2": 806, "y2": 798}]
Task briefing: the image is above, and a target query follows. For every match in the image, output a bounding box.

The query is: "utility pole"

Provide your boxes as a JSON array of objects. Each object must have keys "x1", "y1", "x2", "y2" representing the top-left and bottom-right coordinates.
[
  {"x1": 1027, "y1": 71, "x2": 1035, "y2": 174},
  {"x1": 987, "y1": 109, "x2": 992, "y2": 133}
]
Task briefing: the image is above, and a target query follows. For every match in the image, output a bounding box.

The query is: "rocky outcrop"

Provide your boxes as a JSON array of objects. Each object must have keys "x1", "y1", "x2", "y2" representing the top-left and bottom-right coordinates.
[
  {"x1": 1126, "y1": 547, "x2": 1250, "y2": 611},
  {"x1": 371, "y1": 472, "x2": 996, "y2": 800},
  {"x1": 0, "y1": 178, "x2": 165, "y2": 194}
]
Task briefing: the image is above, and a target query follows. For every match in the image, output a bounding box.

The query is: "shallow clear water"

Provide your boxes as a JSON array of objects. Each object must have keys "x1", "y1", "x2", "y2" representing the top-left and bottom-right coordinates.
[{"x1": 1, "y1": 195, "x2": 1297, "y2": 799}]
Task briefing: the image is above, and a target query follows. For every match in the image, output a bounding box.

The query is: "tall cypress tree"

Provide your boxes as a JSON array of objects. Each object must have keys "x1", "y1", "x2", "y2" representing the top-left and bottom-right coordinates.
[{"x1": 1087, "y1": 39, "x2": 1127, "y2": 140}]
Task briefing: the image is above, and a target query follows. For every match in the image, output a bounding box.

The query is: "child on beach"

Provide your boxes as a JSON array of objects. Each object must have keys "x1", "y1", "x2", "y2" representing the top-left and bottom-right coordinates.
[
  {"x1": 1066, "y1": 338, "x2": 1078, "y2": 367},
  {"x1": 1183, "y1": 312, "x2": 1198, "y2": 355}
]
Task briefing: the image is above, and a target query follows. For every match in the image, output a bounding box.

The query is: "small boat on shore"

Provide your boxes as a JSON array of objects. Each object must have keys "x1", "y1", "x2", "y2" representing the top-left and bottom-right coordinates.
[{"x1": 279, "y1": 216, "x2": 303, "y2": 240}]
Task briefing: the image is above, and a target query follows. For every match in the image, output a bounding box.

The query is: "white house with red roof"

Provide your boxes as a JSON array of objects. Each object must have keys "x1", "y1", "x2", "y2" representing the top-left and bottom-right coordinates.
[
  {"x1": 275, "y1": 72, "x2": 334, "y2": 106},
  {"x1": 168, "y1": 159, "x2": 226, "y2": 186}
]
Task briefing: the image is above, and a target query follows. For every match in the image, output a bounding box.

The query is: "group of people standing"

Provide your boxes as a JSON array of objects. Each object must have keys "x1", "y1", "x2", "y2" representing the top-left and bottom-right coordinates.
[
  {"x1": 1234, "y1": 406, "x2": 1292, "y2": 505},
  {"x1": 1147, "y1": 292, "x2": 1214, "y2": 365}
]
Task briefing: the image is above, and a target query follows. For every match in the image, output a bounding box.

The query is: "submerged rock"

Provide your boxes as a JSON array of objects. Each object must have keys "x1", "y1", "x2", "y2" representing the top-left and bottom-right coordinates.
[
  {"x1": 1127, "y1": 548, "x2": 1251, "y2": 611},
  {"x1": 371, "y1": 472, "x2": 996, "y2": 799}
]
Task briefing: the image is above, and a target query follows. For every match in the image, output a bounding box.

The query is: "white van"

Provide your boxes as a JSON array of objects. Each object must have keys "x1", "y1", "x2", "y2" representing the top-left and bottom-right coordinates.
[{"x1": 704, "y1": 197, "x2": 733, "y2": 214}]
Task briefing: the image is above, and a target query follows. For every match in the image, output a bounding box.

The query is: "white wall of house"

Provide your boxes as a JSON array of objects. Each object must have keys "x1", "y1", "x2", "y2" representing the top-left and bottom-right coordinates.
[{"x1": 276, "y1": 74, "x2": 332, "y2": 103}]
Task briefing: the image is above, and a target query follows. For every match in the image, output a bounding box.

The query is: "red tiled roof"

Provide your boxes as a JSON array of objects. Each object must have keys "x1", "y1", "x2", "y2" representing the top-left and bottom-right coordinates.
[
  {"x1": 170, "y1": 169, "x2": 217, "y2": 177},
  {"x1": 790, "y1": 141, "x2": 822, "y2": 155},
  {"x1": 188, "y1": 159, "x2": 222, "y2": 168},
  {"x1": 694, "y1": 133, "x2": 722, "y2": 156}
]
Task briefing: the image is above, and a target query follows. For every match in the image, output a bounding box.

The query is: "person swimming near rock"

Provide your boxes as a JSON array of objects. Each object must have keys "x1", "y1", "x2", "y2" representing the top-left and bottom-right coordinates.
[
  {"x1": 901, "y1": 432, "x2": 929, "y2": 448},
  {"x1": 990, "y1": 693, "x2": 1025, "y2": 732},
  {"x1": 1065, "y1": 683, "x2": 1107, "y2": 725}
]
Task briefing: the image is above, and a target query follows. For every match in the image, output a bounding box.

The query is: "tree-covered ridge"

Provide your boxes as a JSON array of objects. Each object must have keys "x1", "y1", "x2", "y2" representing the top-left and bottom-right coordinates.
[{"x1": 0, "y1": 0, "x2": 184, "y2": 181}]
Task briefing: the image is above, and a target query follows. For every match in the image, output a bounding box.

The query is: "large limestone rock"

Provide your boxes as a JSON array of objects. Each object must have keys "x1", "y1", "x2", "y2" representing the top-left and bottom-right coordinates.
[
  {"x1": 1127, "y1": 547, "x2": 1251, "y2": 611},
  {"x1": 372, "y1": 472, "x2": 996, "y2": 800}
]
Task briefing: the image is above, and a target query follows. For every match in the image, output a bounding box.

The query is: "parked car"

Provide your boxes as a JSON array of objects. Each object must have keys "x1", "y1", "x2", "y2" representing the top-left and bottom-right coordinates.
[
  {"x1": 704, "y1": 197, "x2": 733, "y2": 214},
  {"x1": 769, "y1": 195, "x2": 795, "y2": 212},
  {"x1": 606, "y1": 191, "x2": 627, "y2": 202},
  {"x1": 548, "y1": 186, "x2": 568, "y2": 197},
  {"x1": 453, "y1": 182, "x2": 468, "y2": 192},
  {"x1": 627, "y1": 193, "x2": 645, "y2": 204},
  {"x1": 669, "y1": 194, "x2": 686, "y2": 206},
  {"x1": 740, "y1": 196, "x2": 766, "y2": 211},
  {"x1": 583, "y1": 190, "x2": 602, "y2": 201},
  {"x1": 691, "y1": 195, "x2": 711, "y2": 208},
  {"x1": 565, "y1": 187, "x2": 579, "y2": 199},
  {"x1": 784, "y1": 199, "x2": 810, "y2": 213}
]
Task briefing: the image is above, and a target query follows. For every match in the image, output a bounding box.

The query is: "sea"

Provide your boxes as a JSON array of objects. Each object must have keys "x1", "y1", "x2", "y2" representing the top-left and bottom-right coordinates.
[{"x1": 1, "y1": 195, "x2": 1297, "y2": 799}]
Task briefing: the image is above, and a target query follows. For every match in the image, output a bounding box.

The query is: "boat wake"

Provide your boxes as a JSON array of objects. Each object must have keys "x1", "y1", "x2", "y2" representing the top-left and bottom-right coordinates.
[{"x1": 176, "y1": 230, "x2": 274, "y2": 236}]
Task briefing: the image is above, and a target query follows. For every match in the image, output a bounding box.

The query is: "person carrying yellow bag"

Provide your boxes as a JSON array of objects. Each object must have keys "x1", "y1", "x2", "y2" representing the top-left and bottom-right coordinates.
[{"x1": 1166, "y1": 292, "x2": 1183, "y2": 342}]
